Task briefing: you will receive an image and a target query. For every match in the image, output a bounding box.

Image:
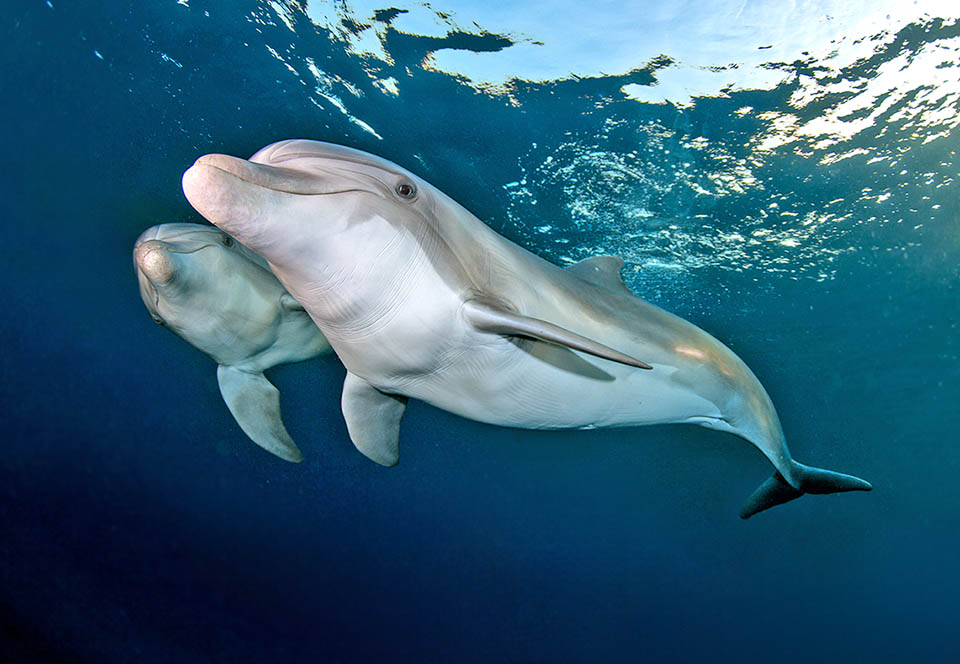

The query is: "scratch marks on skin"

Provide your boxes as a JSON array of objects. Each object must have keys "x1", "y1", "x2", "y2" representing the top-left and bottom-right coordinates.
[{"x1": 291, "y1": 218, "x2": 438, "y2": 346}]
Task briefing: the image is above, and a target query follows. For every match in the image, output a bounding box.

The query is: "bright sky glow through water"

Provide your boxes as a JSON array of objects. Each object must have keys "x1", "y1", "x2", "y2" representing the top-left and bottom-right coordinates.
[{"x1": 227, "y1": 0, "x2": 960, "y2": 294}]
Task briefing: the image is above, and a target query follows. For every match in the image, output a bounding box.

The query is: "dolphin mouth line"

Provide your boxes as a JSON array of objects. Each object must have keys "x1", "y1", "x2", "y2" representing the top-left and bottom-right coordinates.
[
  {"x1": 195, "y1": 155, "x2": 369, "y2": 197},
  {"x1": 133, "y1": 270, "x2": 162, "y2": 313},
  {"x1": 200, "y1": 162, "x2": 306, "y2": 195},
  {"x1": 205, "y1": 162, "x2": 366, "y2": 196},
  {"x1": 133, "y1": 266, "x2": 162, "y2": 310},
  {"x1": 134, "y1": 241, "x2": 219, "y2": 256},
  {"x1": 163, "y1": 243, "x2": 217, "y2": 255},
  {"x1": 194, "y1": 153, "x2": 385, "y2": 197}
]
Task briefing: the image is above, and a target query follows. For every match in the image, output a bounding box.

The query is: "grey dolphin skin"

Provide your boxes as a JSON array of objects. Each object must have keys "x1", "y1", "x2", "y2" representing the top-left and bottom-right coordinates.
[
  {"x1": 133, "y1": 223, "x2": 332, "y2": 462},
  {"x1": 181, "y1": 140, "x2": 871, "y2": 518}
]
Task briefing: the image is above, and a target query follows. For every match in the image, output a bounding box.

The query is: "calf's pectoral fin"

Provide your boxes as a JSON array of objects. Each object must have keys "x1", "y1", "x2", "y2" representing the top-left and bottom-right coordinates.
[
  {"x1": 280, "y1": 292, "x2": 305, "y2": 311},
  {"x1": 216, "y1": 365, "x2": 304, "y2": 463},
  {"x1": 341, "y1": 372, "x2": 407, "y2": 467},
  {"x1": 462, "y1": 299, "x2": 652, "y2": 370}
]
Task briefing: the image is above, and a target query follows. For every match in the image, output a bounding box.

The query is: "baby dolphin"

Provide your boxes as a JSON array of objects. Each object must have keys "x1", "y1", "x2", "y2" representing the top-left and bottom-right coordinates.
[
  {"x1": 182, "y1": 140, "x2": 871, "y2": 517},
  {"x1": 133, "y1": 222, "x2": 331, "y2": 462}
]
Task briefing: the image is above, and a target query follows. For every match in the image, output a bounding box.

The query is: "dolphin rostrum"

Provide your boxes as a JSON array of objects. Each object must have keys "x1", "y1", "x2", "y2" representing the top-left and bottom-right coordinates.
[
  {"x1": 134, "y1": 222, "x2": 331, "y2": 462},
  {"x1": 181, "y1": 140, "x2": 871, "y2": 517}
]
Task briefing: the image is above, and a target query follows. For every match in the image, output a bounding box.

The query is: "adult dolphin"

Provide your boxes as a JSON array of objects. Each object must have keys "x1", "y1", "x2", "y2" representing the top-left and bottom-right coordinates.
[
  {"x1": 181, "y1": 139, "x2": 871, "y2": 517},
  {"x1": 134, "y1": 222, "x2": 331, "y2": 462}
]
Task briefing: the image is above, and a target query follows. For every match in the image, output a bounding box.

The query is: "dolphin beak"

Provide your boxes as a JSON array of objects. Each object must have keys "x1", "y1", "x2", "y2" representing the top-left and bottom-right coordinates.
[
  {"x1": 134, "y1": 240, "x2": 177, "y2": 285},
  {"x1": 186, "y1": 154, "x2": 336, "y2": 195},
  {"x1": 182, "y1": 154, "x2": 319, "y2": 243},
  {"x1": 133, "y1": 239, "x2": 177, "y2": 321},
  {"x1": 182, "y1": 151, "x2": 373, "y2": 246}
]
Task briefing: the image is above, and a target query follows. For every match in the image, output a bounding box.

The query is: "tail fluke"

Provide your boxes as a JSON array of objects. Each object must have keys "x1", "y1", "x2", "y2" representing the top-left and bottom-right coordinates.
[
  {"x1": 790, "y1": 461, "x2": 873, "y2": 494},
  {"x1": 740, "y1": 472, "x2": 803, "y2": 519},
  {"x1": 740, "y1": 462, "x2": 872, "y2": 519}
]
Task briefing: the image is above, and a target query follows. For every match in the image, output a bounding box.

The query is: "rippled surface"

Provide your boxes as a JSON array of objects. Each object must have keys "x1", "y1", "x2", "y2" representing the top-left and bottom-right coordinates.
[
  {"x1": 158, "y1": 0, "x2": 960, "y2": 294},
  {"x1": 1, "y1": 1, "x2": 958, "y2": 662}
]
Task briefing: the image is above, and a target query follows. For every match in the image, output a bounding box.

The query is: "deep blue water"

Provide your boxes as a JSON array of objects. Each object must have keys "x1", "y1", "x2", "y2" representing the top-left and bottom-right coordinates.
[{"x1": 2, "y1": 1, "x2": 959, "y2": 661}]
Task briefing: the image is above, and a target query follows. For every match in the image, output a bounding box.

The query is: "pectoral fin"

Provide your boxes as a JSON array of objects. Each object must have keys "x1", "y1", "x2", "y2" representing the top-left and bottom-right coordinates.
[
  {"x1": 280, "y1": 292, "x2": 304, "y2": 311},
  {"x1": 341, "y1": 372, "x2": 408, "y2": 466},
  {"x1": 216, "y1": 365, "x2": 304, "y2": 462},
  {"x1": 462, "y1": 299, "x2": 652, "y2": 370}
]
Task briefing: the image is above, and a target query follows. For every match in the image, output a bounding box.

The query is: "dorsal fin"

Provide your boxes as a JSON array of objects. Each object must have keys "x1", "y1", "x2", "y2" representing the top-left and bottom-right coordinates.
[{"x1": 566, "y1": 256, "x2": 633, "y2": 295}]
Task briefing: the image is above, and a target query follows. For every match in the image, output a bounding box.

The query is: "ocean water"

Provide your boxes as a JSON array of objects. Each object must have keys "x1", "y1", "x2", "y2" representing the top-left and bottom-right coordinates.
[{"x1": 2, "y1": 0, "x2": 959, "y2": 661}]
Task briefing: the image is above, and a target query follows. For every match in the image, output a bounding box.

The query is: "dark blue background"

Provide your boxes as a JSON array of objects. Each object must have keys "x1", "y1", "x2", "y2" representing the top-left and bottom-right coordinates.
[{"x1": 2, "y1": 1, "x2": 958, "y2": 661}]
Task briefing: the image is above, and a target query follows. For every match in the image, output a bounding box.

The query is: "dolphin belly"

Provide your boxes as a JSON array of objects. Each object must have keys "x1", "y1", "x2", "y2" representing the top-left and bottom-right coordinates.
[{"x1": 398, "y1": 336, "x2": 722, "y2": 430}]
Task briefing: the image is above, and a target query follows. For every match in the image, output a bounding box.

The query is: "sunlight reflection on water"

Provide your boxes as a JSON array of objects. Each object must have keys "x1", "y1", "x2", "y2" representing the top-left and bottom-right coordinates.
[{"x1": 233, "y1": 0, "x2": 959, "y2": 292}]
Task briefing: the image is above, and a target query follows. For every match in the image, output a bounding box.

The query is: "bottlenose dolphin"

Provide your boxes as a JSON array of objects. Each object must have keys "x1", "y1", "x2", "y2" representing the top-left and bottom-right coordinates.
[
  {"x1": 133, "y1": 222, "x2": 331, "y2": 462},
  {"x1": 181, "y1": 139, "x2": 871, "y2": 517}
]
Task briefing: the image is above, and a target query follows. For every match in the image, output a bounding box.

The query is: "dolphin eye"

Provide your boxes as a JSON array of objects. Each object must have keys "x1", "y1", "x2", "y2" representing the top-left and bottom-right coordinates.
[
  {"x1": 396, "y1": 182, "x2": 417, "y2": 199},
  {"x1": 152, "y1": 315, "x2": 164, "y2": 326},
  {"x1": 221, "y1": 235, "x2": 234, "y2": 248}
]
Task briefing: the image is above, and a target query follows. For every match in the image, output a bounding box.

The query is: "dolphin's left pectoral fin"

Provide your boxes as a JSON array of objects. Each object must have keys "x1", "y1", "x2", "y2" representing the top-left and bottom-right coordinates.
[
  {"x1": 341, "y1": 372, "x2": 408, "y2": 467},
  {"x1": 462, "y1": 299, "x2": 653, "y2": 370},
  {"x1": 216, "y1": 365, "x2": 304, "y2": 463}
]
